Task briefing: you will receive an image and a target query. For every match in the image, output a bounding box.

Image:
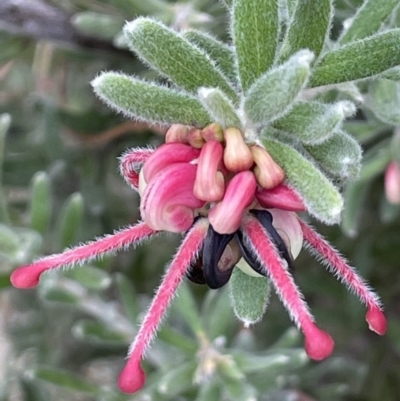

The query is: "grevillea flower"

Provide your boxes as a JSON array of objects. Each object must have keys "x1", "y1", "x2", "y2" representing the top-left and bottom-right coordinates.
[{"x1": 10, "y1": 124, "x2": 386, "y2": 394}]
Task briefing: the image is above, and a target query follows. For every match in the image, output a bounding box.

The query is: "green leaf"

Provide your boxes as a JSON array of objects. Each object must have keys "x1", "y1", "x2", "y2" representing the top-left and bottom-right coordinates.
[
  {"x1": 157, "y1": 325, "x2": 198, "y2": 353},
  {"x1": 380, "y1": 66, "x2": 400, "y2": 81},
  {"x1": 391, "y1": 129, "x2": 400, "y2": 166},
  {"x1": 57, "y1": 193, "x2": 84, "y2": 249},
  {"x1": 32, "y1": 367, "x2": 99, "y2": 395},
  {"x1": 244, "y1": 50, "x2": 314, "y2": 125},
  {"x1": 368, "y1": 79, "x2": 400, "y2": 125},
  {"x1": 262, "y1": 137, "x2": 343, "y2": 224},
  {"x1": 72, "y1": 12, "x2": 124, "y2": 41},
  {"x1": 182, "y1": 30, "x2": 236, "y2": 82},
  {"x1": 279, "y1": 0, "x2": 333, "y2": 61},
  {"x1": 304, "y1": 130, "x2": 362, "y2": 180},
  {"x1": 198, "y1": 87, "x2": 242, "y2": 129},
  {"x1": 157, "y1": 361, "x2": 197, "y2": 396},
  {"x1": 339, "y1": 0, "x2": 400, "y2": 44},
  {"x1": 114, "y1": 273, "x2": 140, "y2": 324},
  {"x1": 273, "y1": 101, "x2": 356, "y2": 144},
  {"x1": 72, "y1": 319, "x2": 128, "y2": 345},
  {"x1": 310, "y1": 29, "x2": 400, "y2": 87},
  {"x1": 62, "y1": 265, "x2": 112, "y2": 290},
  {"x1": 30, "y1": 172, "x2": 52, "y2": 235},
  {"x1": 92, "y1": 73, "x2": 211, "y2": 127},
  {"x1": 123, "y1": 18, "x2": 237, "y2": 102},
  {"x1": 0, "y1": 224, "x2": 19, "y2": 256},
  {"x1": 358, "y1": 140, "x2": 392, "y2": 181},
  {"x1": 195, "y1": 381, "x2": 222, "y2": 401},
  {"x1": 173, "y1": 282, "x2": 204, "y2": 336},
  {"x1": 286, "y1": 0, "x2": 298, "y2": 19},
  {"x1": 0, "y1": 114, "x2": 11, "y2": 223},
  {"x1": 341, "y1": 179, "x2": 371, "y2": 237},
  {"x1": 229, "y1": 266, "x2": 270, "y2": 327},
  {"x1": 232, "y1": 0, "x2": 280, "y2": 92}
]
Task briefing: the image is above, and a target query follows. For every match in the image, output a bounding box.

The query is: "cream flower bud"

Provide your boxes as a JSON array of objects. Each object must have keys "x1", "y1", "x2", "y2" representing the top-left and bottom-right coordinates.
[{"x1": 223, "y1": 127, "x2": 254, "y2": 172}]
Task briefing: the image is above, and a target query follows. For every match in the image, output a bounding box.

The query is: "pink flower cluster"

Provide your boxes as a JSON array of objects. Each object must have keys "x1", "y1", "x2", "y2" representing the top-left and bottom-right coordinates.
[{"x1": 10, "y1": 123, "x2": 386, "y2": 394}]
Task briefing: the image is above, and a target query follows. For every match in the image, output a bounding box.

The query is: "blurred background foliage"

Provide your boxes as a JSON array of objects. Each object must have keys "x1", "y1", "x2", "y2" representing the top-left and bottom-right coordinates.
[{"x1": 1, "y1": 0, "x2": 400, "y2": 400}]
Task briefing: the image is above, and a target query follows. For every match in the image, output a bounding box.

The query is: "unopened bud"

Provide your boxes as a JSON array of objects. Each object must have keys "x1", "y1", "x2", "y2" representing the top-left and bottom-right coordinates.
[
  {"x1": 385, "y1": 161, "x2": 400, "y2": 204},
  {"x1": 187, "y1": 128, "x2": 205, "y2": 149},
  {"x1": 165, "y1": 124, "x2": 189, "y2": 143},
  {"x1": 223, "y1": 128, "x2": 253, "y2": 173},
  {"x1": 201, "y1": 123, "x2": 224, "y2": 142},
  {"x1": 251, "y1": 145, "x2": 285, "y2": 189}
]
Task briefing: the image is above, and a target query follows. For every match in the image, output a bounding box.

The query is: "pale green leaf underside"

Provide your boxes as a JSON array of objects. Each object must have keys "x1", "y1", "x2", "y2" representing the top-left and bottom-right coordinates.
[
  {"x1": 279, "y1": 0, "x2": 332, "y2": 61},
  {"x1": 339, "y1": 0, "x2": 400, "y2": 44},
  {"x1": 232, "y1": 0, "x2": 279, "y2": 92},
  {"x1": 124, "y1": 18, "x2": 237, "y2": 103},
  {"x1": 262, "y1": 138, "x2": 343, "y2": 224},
  {"x1": 310, "y1": 29, "x2": 400, "y2": 87},
  {"x1": 244, "y1": 50, "x2": 313, "y2": 125},
  {"x1": 182, "y1": 30, "x2": 236, "y2": 82},
  {"x1": 305, "y1": 130, "x2": 362, "y2": 180},
  {"x1": 229, "y1": 266, "x2": 270, "y2": 327},
  {"x1": 273, "y1": 100, "x2": 355, "y2": 144},
  {"x1": 198, "y1": 87, "x2": 242, "y2": 129},
  {"x1": 368, "y1": 79, "x2": 400, "y2": 125},
  {"x1": 92, "y1": 73, "x2": 211, "y2": 127}
]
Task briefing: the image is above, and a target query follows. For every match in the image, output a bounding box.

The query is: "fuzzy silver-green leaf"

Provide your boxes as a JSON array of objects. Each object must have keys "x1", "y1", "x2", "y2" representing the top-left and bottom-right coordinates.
[
  {"x1": 232, "y1": 0, "x2": 280, "y2": 92},
  {"x1": 310, "y1": 29, "x2": 400, "y2": 87},
  {"x1": 124, "y1": 18, "x2": 237, "y2": 102},
  {"x1": 244, "y1": 50, "x2": 313, "y2": 125},
  {"x1": 92, "y1": 72, "x2": 211, "y2": 127},
  {"x1": 262, "y1": 137, "x2": 343, "y2": 224}
]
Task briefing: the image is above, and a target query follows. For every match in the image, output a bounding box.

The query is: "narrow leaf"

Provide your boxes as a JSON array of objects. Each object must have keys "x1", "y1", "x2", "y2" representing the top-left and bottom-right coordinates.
[
  {"x1": 262, "y1": 138, "x2": 343, "y2": 224},
  {"x1": 244, "y1": 50, "x2": 314, "y2": 125},
  {"x1": 62, "y1": 265, "x2": 112, "y2": 291},
  {"x1": 280, "y1": 0, "x2": 333, "y2": 61},
  {"x1": 232, "y1": 0, "x2": 280, "y2": 92},
  {"x1": 72, "y1": 319, "x2": 127, "y2": 345},
  {"x1": 286, "y1": 0, "x2": 298, "y2": 19},
  {"x1": 57, "y1": 193, "x2": 84, "y2": 249},
  {"x1": 123, "y1": 18, "x2": 237, "y2": 102},
  {"x1": 358, "y1": 140, "x2": 391, "y2": 181},
  {"x1": 305, "y1": 130, "x2": 362, "y2": 180},
  {"x1": 182, "y1": 30, "x2": 236, "y2": 82},
  {"x1": 92, "y1": 72, "x2": 211, "y2": 127},
  {"x1": 339, "y1": 0, "x2": 400, "y2": 44},
  {"x1": 273, "y1": 101, "x2": 356, "y2": 144},
  {"x1": 157, "y1": 361, "x2": 197, "y2": 396},
  {"x1": 368, "y1": 79, "x2": 400, "y2": 125},
  {"x1": 229, "y1": 266, "x2": 270, "y2": 327},
  {"x1": 198, "y1": 87, "x2": 242, "y2": 128},
  {"x1": 115, "y1": 273, "x2": 140, "y2": 324},
  {"x1": 0, "y1": 114, "x2": 11, "y2": 223},
  {"x1": 30, "y1": 172, "x2": 52, "y2": 235},
  {"x1": 310, "y1": 29, "x2": 400, "y2": 87}
]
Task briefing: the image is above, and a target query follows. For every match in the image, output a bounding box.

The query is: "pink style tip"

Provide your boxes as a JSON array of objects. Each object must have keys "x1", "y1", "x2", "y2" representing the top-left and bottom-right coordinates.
[
  {"x1": 256, "y1": 185, "x2": 306, "y2": 212},
  {"x1": 10, "y1": 266, "x2": 41, "y2": 289},
  {"x1": 366, "y1": 306, "x2": 387, "y2": 335},
  {"x1": 304, "y1": 326, "x2": 335, "y2": 361},
  {"x1": 118, "y1": 361, "x2": 146, "y2": 394}
]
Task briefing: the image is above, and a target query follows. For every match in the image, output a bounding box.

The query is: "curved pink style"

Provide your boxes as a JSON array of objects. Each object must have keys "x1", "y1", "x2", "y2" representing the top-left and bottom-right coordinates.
[
  {"x1": 10, "y1": 223, "x2": 156, "y2": 289},
  {"x1": 141, "y1": 163, "x2": 205, "y2": 232},
  {"x1": 142, "y1": 143, "x2": 200, "y2": 183},
  {"x1": 208, "y1": 171, "x2": 257, "y2": 234},
  {"x1": 119, "y1": 148, "x2": 154, "y2": 190},
  {"x1": 242, "y1": 215, "x2": 334, "y2": 361},
  {"x1": 118, "y1": 218, "x2": 208, "y2": 393}
]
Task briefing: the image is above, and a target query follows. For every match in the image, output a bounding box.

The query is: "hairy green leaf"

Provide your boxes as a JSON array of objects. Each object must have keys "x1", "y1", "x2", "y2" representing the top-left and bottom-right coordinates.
[
  {"x1": 262, "y1": 138, "x2": 343, "y2": 224},
  {"x1": 368, "y1": 79, "x2": 400, "y2": 125},
  {"x1": 229, "y1": 266, "x2": 270, "y2": 327},
  {"x1": 280, "y1": 0, "x2": 333, "y2": 61},
  {"x1": 244, "y1": 50, "x2": 313, "y2": 125},
  {"x1": 232, "y1": 0, "x2": 280, "y2": 92},
  {"x1": 30, "y1": 172, "x2": 52, "y2": 235},
  {"x1": 273, "y1": 101, "x2": 356, "y2": 144},
  {"x1": 198, "y1": 87, "x2": 242, "y2": 128},
  {"x1": 305, "y1": 130, "x2": 362, "y2": 180},
  {"x1": 124, "y1": 18, "x2": 237, "y2": 102},
  {"x1": 92, "y1": 72, "x2": 211, "y2": 127},
  {"x1": 339, "y1": 0, "x2": 400, "y2": 44},
  {"x1": 182, "y1": 30, "x2": 236, "y2": 82},
  {"x1": 310, "y1": 29, "x2": 400, "y2": 87}
]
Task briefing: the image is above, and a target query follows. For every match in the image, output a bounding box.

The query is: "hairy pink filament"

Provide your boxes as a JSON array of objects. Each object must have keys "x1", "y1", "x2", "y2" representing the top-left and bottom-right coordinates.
[
  {"x1": 299, "y1": 219, "x2": 387, "y2": 335},
  {"x1": 11, "y1": 223, "x2": 156, "y2": 289},
  {"x1": 118, "y1": 218, "x2": 208, "y2": 394},
  {"x1": 243, "y1": 216, "x2": 334, "y2": 361},
  {"x1": 119, "y1": 148, "x2": 154, "y2": 190}
]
